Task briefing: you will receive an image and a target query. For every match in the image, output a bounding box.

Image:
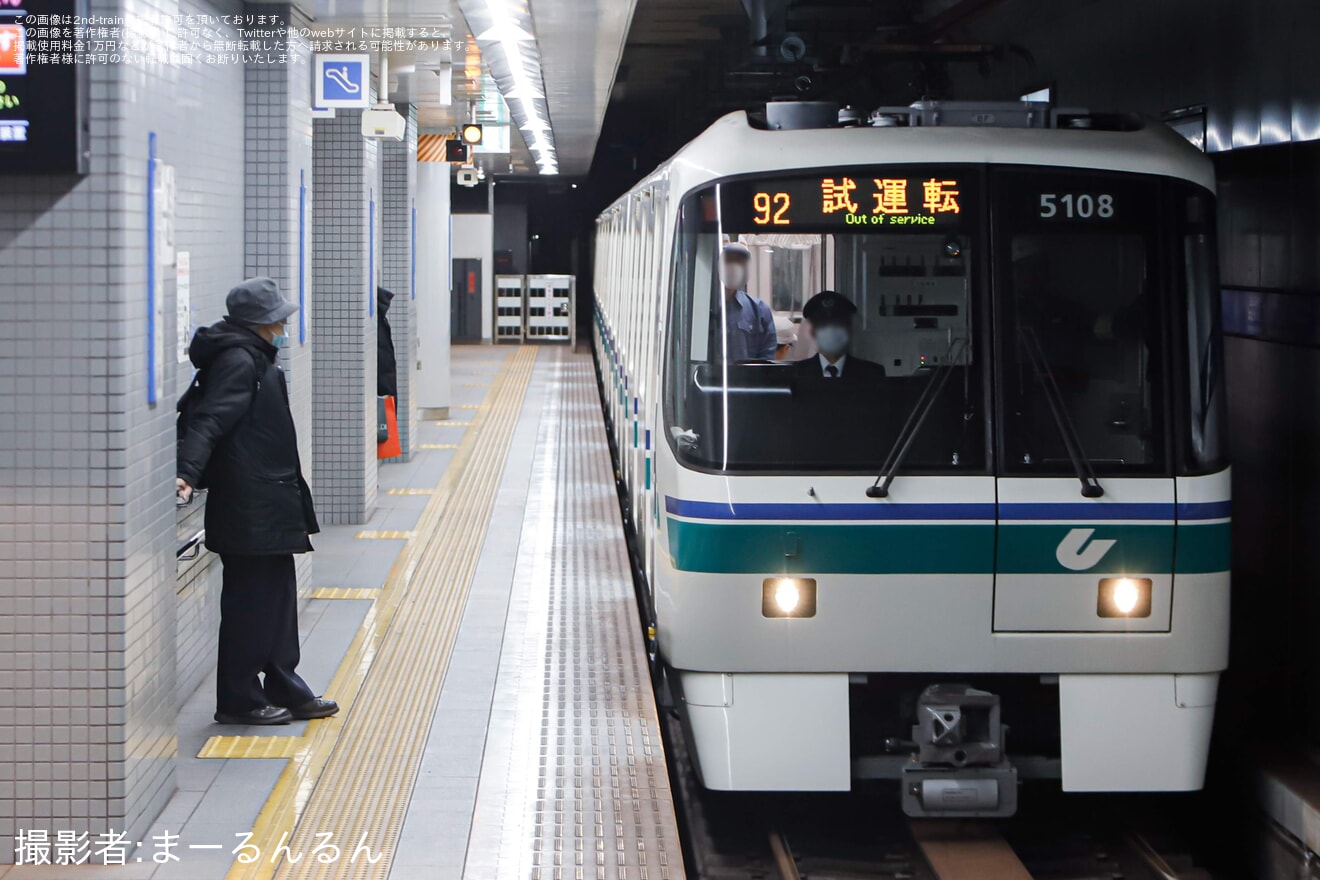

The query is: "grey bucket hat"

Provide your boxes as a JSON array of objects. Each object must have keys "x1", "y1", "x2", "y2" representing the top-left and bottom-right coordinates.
[{"x1": 225, "y1": 277, "x2": 299, "y2": 326}]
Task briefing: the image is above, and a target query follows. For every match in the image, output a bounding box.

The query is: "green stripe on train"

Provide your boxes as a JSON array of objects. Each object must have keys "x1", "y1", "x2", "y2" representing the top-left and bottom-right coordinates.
[{"x1": 666, "y1": 520, "x2": 1229, "y2": 575}]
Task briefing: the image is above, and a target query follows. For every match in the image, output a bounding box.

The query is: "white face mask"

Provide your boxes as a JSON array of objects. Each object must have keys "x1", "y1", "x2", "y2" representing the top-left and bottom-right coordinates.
[
  {"x1": 815, "y1": 325, "x2": 850, "y2": 358},
  {"x1": 719, "y1": 262, "x2": 747, "y2": 291}
]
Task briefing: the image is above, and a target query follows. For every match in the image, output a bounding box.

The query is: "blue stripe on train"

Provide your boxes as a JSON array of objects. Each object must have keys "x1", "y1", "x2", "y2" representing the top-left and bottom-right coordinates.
[{"x1": 663, "y1": 497, "x2": 1230, "y2": 522}]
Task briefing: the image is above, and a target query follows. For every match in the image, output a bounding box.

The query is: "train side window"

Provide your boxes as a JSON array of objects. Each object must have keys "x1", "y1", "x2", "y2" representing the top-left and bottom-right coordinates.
[
  {"x1": 1180, "y1": 188, "x2": 1228, "y2": 474},
  {"x1": 664, "y1": 191, "x2": 717, "y2": 448}
]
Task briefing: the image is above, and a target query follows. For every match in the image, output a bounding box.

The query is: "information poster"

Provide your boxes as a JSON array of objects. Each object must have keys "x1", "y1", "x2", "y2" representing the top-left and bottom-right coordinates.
[{"x1": 175, "y1": 250, "x2": 190, "y2": 363}]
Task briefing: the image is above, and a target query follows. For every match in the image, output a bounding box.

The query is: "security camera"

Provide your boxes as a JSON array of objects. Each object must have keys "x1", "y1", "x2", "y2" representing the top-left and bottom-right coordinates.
[{"x1": 456, "y1": 165, "x2": 481, "y2": 187}]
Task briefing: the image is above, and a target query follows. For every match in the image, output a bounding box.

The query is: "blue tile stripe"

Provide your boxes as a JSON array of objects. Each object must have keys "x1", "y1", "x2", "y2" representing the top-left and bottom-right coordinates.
[
  {"x1": 299, "y1": 169, "x2": 307, "y2": 344},
  {"x1": 1223, "y1": 287, "x2": 1320, "y2": 347},
  {"x1": 146, "y1": 132, "x2": 157, "y2": 404}
]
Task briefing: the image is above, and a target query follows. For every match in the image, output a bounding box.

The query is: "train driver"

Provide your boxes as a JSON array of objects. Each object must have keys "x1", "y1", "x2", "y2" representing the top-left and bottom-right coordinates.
[
  {"x1": 793, "y1": 290, "x2": 886, "y2": 381},
  {"x1": 710, "y1": 242, "x2": 777, "y2": 362}
]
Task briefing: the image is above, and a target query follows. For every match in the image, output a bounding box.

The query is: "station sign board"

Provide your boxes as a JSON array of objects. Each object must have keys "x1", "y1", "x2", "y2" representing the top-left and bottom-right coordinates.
[{"x1": 314, "y1": 53, "x2": 370, "y2": 110}]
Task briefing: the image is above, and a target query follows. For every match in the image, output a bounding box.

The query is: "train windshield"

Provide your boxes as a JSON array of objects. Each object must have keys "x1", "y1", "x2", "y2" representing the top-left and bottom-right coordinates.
[
  {"x1": 663, "y1": 166, "x2": 1220, "y2": 476},
  {"x1": 665, "y1": 167, "x2": 986, "y2": 473},
  {"x1": 992, "y1": 168, "x2": 1167, "y2": 475}
]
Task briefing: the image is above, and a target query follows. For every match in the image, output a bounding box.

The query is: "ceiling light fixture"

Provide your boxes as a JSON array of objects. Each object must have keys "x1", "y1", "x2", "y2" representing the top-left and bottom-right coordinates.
[
  {"x1": 465, "y1": 0, "x2": 555, "y2": 175},
  {"x1": 477, "y1": 22, "x2": 533, "y2": 42}
]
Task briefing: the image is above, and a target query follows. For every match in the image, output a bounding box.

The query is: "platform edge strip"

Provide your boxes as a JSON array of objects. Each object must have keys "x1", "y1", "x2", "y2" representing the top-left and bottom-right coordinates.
[
  {"x1": 218, "y1": 346, "x2": 537, "y2": 880},
  {"x1": 272, "y1": 345, "x2": 538, "y2": 880}
]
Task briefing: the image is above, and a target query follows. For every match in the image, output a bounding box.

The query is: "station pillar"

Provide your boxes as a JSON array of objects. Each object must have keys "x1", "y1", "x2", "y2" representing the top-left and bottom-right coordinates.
[
  {"x1": 311, "y1": 108, "x2": 380, "y2": 524},
  {"x1": 380, "y1": 105, "x2": 419, "y2": 458},
  {"x1": 242, "y1": 4, "x2": 315, "y2": 584},
  {"x1": 415, "y1": 152, "x2": 453, "y2": 419}
]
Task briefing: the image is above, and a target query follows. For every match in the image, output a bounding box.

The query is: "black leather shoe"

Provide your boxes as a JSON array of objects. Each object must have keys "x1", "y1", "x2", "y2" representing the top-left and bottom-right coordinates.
[
  {"x1": 288, "y1": 697, "x2": 339, "y2": 720},
  {"x1": 214, "y1": 706, "x2": 293, "y2": 725}
]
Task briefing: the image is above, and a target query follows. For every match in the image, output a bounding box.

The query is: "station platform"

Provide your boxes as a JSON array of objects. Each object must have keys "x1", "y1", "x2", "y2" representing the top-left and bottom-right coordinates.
[{"x1": 1, "y1": 345, "x2": 683, "y2": 880}]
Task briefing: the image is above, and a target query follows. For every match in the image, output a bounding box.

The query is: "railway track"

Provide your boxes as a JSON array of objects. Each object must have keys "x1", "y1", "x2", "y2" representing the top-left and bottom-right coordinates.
[
  {"x1": 664, "y1": 706, "x2": 1215, "y2": 880},
  {"x1": 758, "y1": 823, "x2": 1210, "y2": 880}
]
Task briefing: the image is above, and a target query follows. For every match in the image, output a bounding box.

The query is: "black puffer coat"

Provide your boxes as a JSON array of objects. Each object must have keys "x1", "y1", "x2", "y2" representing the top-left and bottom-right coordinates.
[
  {"x1": 377, "y1": 286, "x2": 398, "y2": 398},
  {"x1": 177, "y1": 319, "x2": 319, "y2": 555}
]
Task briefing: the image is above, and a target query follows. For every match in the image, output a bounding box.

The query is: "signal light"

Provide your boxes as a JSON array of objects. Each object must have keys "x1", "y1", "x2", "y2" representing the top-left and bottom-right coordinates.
[
  {"x1": 461, "y1": 123, "x2": 483, "y2": 145},
  {"x1": 445, "y1": 139, "x2": 470, "y2": 163}
]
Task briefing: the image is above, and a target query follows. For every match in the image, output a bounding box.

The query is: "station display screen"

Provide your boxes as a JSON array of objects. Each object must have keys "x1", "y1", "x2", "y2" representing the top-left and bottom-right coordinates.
[
  {"x1": 0, "y1": 0, "x2": 88, "y2": 174},
  {"x1": 720, "y1": 168, "x2": 974, "y2": 231}
]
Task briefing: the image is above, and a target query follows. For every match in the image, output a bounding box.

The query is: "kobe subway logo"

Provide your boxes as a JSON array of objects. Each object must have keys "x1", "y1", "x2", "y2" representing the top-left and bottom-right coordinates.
[{"x1": 1055, "y1": 528, "x2": 1117, "y2": 571}]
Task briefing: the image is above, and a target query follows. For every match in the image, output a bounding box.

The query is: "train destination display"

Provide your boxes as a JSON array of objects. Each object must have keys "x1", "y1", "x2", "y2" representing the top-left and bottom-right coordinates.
[{"x1": 722, "y1": 171, "x2": 971, "y2": 230}]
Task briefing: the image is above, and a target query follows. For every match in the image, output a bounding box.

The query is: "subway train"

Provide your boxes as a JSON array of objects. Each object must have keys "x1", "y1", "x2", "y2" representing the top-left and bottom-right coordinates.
[{"x1": 592, "y1": 101, "x2": 1229, "y2": 817}]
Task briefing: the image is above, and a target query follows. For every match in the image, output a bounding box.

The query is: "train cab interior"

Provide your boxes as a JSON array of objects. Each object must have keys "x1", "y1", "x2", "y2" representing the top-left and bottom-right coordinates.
[{"x1": 673, "y1": 225, "x2": 984, "y2": 473}]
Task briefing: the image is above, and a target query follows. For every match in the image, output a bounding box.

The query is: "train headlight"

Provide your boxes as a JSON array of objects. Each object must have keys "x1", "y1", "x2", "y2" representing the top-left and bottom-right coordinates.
[
  {"x1": 762, "y1": 578, "x2": 817, "y2": 618},
  {"x1": 1097, "y1": 577, "x2": 1152, "y2": 618}
]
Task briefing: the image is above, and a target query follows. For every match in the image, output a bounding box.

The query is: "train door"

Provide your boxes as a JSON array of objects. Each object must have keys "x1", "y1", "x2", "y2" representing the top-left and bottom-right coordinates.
[
  {"x1": 451, "y1": 258, "x2": 483, "y2": 342},
  {"x1": 631, "y1": 191, "x2": 653, "y2": 534},
  {"x1": 642, "y1": 188, "x2": 671, "y2": 599},
  {"x1": 991, "y1": 168, "x2": 1176, "y2": 634}
]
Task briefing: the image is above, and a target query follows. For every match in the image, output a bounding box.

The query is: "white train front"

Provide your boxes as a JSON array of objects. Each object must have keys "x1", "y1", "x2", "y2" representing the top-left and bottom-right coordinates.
[{"x1": 592, "y1": 103, "x2": 1229, "y2": 817}]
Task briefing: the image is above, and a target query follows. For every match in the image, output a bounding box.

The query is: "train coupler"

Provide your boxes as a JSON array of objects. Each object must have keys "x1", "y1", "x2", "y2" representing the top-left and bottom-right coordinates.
[{"x1": 900, "y1": 684, "x2": 1018, "y2": 818}]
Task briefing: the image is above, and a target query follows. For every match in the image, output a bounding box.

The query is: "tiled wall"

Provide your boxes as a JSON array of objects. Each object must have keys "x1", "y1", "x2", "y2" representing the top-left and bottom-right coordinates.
[
  {"x1": 312, "y1": 109, "x2": 380, "y2": 524},
  {"x1": 1211, "y1": 141, "x2": 1320, "y2": 740},
  {"x1": 0, "y1": 0, "x2": 250, "y2": 849},
  {"x1": 381, "y1": 105, "x2": 418, "y2": 459},
  {"x1": 0, "y1": 0, "x2": 423, "y2": 853}
]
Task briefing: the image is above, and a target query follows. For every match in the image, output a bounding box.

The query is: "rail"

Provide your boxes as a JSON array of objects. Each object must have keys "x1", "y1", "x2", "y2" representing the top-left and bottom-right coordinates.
[{"x1": 177, "y1": 529, "x2": 205, "y2": 560}]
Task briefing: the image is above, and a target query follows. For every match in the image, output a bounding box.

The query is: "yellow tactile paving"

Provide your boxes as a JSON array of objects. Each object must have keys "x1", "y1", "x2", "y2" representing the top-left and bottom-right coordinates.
[
  {"x1": 458, "y1": 403, "x2": 484, "y2": 409},
  {"x1": 429, "y1": 420, "x2": 472, "y2": 427},
  {"x1": 213, "y1": 346, "x2": 539, "y2": 880},
  {"x1": 415, "y1": 443, "x2": 459, "y2": 450},
  {"x1": 306, "y1": 588, "x2": 380, "y2": 600},
  {"x1": 353, "y1": 530, "x2": 414, "y2": 540},
  {"x1": 384, "y1": 487, "x2": 433, "y2": 496},
  {"x1": 199, "y1": 737, "x2": 305, "y2": 760}
]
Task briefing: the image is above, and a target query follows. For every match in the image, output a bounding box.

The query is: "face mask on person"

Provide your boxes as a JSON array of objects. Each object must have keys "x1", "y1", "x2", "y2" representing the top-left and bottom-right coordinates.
[
  {"x1": 719, "y1": 262, "x2": 747, "y2": 291},
  {"x1": 271, "y1": 330, "x2": 290, "y2": 349},
  {"x1": 815, "y1": 325, "x2": 850, "y2": 358}
]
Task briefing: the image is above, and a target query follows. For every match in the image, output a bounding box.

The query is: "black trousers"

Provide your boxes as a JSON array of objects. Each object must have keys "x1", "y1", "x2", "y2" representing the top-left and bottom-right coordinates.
[{"x1": 216, "y1": 553, "x2": 316, "y2": 714}]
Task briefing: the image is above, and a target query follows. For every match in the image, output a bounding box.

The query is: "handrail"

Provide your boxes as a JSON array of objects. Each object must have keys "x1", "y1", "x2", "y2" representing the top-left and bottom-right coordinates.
[{"x1": 177, "y1": 529, "x2": 205, "y2": 561}]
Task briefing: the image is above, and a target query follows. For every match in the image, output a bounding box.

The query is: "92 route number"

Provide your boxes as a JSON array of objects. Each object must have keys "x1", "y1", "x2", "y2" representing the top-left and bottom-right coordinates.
[{"x1": 1039, "y1": 193, "x2": 1114, "y2": 219}]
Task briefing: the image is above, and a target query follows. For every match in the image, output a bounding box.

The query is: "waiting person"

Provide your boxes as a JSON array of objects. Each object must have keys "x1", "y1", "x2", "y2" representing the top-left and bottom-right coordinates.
[
  {"x1": 710, "y1": 241, "x2": 776, "y2": 361},
  {"x1": 793, "y1": 290, "x2": 886, "y2": 381},
  {"x1": 377, "y1": 286, "x2": 398, "y2": 398},
  {"x1": 176, "y1": 278, "x2": 339, "y2": 726}
]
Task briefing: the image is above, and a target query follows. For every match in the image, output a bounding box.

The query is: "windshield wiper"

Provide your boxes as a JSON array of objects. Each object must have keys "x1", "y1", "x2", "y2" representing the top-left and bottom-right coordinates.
[
  {"x1": 867, "y1": 338, "x2": 968, "y2": 499},
  {"x1": 1016, "y1": 325, "x2": 1104, "y2": 498}
]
